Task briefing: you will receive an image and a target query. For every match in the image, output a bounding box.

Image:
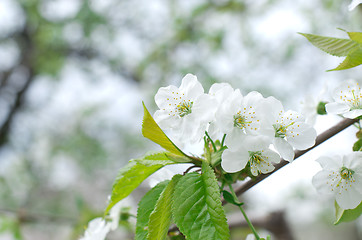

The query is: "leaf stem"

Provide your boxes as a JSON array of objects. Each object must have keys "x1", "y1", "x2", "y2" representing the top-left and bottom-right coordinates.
[
  {"x1": 205, "y1": 131, "x2": 217, "y2": 152},
  {"x1": 228, "y1": 183, "x2": 260, "y2": 240}
]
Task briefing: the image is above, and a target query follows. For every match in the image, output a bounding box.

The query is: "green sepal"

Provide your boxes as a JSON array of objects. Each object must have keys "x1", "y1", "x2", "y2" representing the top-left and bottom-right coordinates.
[
  {"x1": 334, "y1": 201, "x2": 362, "y2": 225},
  {"x1": 147, "y1": 175, "x2": 182, "y2": 240},
  {"x1": 142, "y1": 102, "x2": 185, "y2": 156},
  {"x1": 222, "y1": 190, "x2": 244, "y2": 206},
  {"x1": 172, "y1": 161, "x2": 230, "y2": 240},
  {"x1": 105, "y1": 152, "x2": 177, "y2": 214},
  {"x1": 135, "y1": 181, "x2": 170, "y2": 240},
  {"x1": 210, "y1": 146, "x2": 227, "y2": 167},
  {"x1": 316, "y1": 101, "x2": 327, "y2": 115},
  {"x1": 352, "y1": 139, "x2": 362, "y2": 151}
]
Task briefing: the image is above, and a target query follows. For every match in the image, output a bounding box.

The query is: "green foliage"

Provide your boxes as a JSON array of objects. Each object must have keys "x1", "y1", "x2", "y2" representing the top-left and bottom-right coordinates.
[
  {"x1": 334, "y1": 201, "x2": 362, "y2": 225},
  {"x1": 299, "y1": 32, "x2": 362, "y2": 71},
  {"x1": 136, "y1": 181, "x2": 170, "y2": 240},
  {"x1": 172, "y1": 161, "x2": 230, "y2": 240},
  {"x1": 222, "y1": 190, "x2": 244, "y2": 207},
  {"x1": 105, "y1": 152, "x2": 176, "y2": 213},
  {"x1": 142, "y1": 103, "x2": 186, "y2": 157},
  {"x1": 352, "y1": 139, "x2": 362, "y2": 151},
  {"x1": 316, "y1": 102, "x2": 327, "y2": 115},
  {"x1": 148, "y1": 175, "x2": 182, "y2": 240},
  {"x1": 0, "y1": 216, "x2": 22, "y2": 240}
]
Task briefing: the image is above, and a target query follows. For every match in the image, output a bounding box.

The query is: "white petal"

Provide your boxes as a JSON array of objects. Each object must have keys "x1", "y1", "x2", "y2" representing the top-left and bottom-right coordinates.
[
  {"x1": 312, "y1": 170, "x2": 335, "y2": 195},
  {"x1": 262, "y1": 96, "x2": 284, "y2": 123},
  {"x1": 287, "y1": 125, "x2": 316, "y2": 150},
  {"x1": 325, "y1": 102, "x2": 350, "y2": 115},
  {"x1": 349, "y1": 0, "x2": 362, "y2": 11},
  {"x1": 343, "y1": 109, "x2": 362, "y2": 119},
  {"x1": 315, "y1": 155, "x2": 342, "y2": 170},
  {"x1": 154, "y1": 85, "x2": 180, "y2": 109},
  {"x1": 224, "y1": 128, "x2": 247, "y2": 150},
  {"x1": 192, "y1": 93, "x2": 217, "y2": 123},
  {"x1": 80, "y1": 218, "x2": 111, "y2": 240},
  {"x1": 209, "y1": 83, "x2": 234, "y2": 101},
  {"x1": 242, "y1": 135, "x2": 271, "y2": 152},
  {"x1": 153, "y1": 110, "x2": 179, "y2": 129},
  {"x1": 221, "y1": 148, "x2": 249, "y2": 173},
  {"x1": 273, "y1": 138, "x2": 294, "y2": 161},
  {"x1": 283, "y1": 110, "x2": 305, "y2": 123},
  {"x1": 179, "y1": 74, "x2": 204, "y2": 99},
  {"x1": 336, "y1": 186, "x2": 362, "y2": 209}
]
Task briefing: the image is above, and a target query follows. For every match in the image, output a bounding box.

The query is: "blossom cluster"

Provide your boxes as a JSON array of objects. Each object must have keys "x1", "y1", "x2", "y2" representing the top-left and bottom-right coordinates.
[
  {"x1": 154, "y1": 74, "x2": 317, "y2": 175},
  {"x1": 310, "y1": 79, "x2": 362, "y2": 210}
]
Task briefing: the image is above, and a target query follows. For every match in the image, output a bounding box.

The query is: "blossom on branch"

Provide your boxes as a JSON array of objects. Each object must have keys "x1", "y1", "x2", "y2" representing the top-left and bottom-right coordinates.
[
  {"x1": 312, "y1": 152, "x2": 362, "y2": 209},
  {"x1": 221, "y1": 135, "x2": 280, "y2": 175},
  {"x1": 325, "y1": 79, "x2": 362, "y2": 119},
  {"x1": 154, "y1": 74, "x2": 216, "y2": 143},
  {"x1": 265, "y1": 97, "x2": 316, "y2": 161},
  {"x1": 214, "y1": 90, "x2": 273, "y2": 146}
]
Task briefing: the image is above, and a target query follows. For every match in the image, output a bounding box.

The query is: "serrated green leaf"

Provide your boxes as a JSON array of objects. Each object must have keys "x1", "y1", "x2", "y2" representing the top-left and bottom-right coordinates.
[
  {"x1": 299, "y1": 33, "x2": 359, "y2": 57},
  {"x1": 335, "y1": 201, "x2": 362, "y2": 225},
  {"x1": 105, "y1": 152, "x2": 176, "y2": 213},
  {"x1": 329, "y1": 48, "x2": 362, "y2": 71},
  {"x1": 172, "y1": 161, "x2": 230, "y2": 240},
  {"x1": 147, "y1": 175, "x2": 182, "y2": 240},
  {"x1": 142, "y1": 102, "x2": 185, "y2": 156},
  {"x1": 136, "y1": 181, "x2": 170, "y2": 240},
  {"x1": 348, "y1": 32, "x2": 362, "y2": 44}
]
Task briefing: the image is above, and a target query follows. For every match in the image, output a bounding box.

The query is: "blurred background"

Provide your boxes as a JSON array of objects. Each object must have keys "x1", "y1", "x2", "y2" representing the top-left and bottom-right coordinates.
[{"x1": 0, "y1": 0, "x2": 361, "y2": 239}]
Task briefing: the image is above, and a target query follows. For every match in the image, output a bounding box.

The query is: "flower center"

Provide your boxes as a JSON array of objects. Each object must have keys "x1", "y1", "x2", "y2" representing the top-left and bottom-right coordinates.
[
  {"x1": 233, "y1": 112, "x2": 251, "y2": 129},
  {"x1": 176, "y1": 100, "x2": 193, "y2": 117},
  {"x1": 273, "y1": 122, "x2": 294, "y2": 138},
  {"x1": 249, "y1": 151, "x2": 264, "y2": 165},
  {"x1": 349, "y1": 89, "x2": 362, "y2": 110},
  {"x1": 340, "y1": 167, "x2": 354, "y2": 180}
]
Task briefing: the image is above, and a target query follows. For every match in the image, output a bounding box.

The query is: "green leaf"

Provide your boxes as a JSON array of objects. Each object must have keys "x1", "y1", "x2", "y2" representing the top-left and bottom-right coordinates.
[
  {"x1": 335, "y1": 201, "x2": 362, "y2": 225},
  {"x1": 300, "y1": 32, "x2": 362, "y2": 71},
  {"x1": 105, "y1": 152, "x2": 176, "y2": 213},
  {"x1": 353, "y1": 139, "x2": 362, "y2": 151},
  {"x1": 147, "y1": 175, "x2": 182, "y2": 240},
  {"x1": 172, "y1": 161, "x2": 230, "y2": 240},
  {"x1": 142, "y1": 102, "x2": 185, "y2": 156},
  {"x1": 329, "y1": 48, "x2": 362, "y2": 71},
  {"x1": 348, "y1": 32, "x2": 362, "y2": 44},
  {"x1": 299, "y1": 33, "x2": 359, "y2": 57},
  {"x1": 136, "y1": 181, "x2": 170, "y2": 240},
  {"x1": 222, "y1": 190, "x2": 244, "y2": 206}
]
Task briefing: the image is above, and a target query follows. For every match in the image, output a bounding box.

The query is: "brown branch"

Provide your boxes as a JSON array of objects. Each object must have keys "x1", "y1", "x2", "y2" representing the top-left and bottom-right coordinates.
[
  {"x1": 0, "y1": 27, "x2": 35, "y2": 145},
  {"x1": 232, "y1": 117, "x2": 358, "y2": 197},
  {"x1": 0, "y1": 207, "x2": 77, "y2": 224}
]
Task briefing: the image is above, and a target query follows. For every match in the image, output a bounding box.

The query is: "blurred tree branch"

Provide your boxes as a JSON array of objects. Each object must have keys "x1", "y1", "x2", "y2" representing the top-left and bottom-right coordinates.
[{"x1": 0, "y1": 27, "x2": 35, "y2": 146}]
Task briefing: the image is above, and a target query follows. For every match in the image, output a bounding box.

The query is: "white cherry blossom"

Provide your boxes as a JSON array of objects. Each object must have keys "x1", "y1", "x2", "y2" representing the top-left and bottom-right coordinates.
[
  {"x1": 325, "y1": 79, "x2": 362, "y2": 119},
  {"x1": 214, "y1": 90, "x2": 274, "y2": 147},
  {"x1": 312, "y1": 152, "x2": 362, "y2": 209},
  {"x1": 154, "y1": 74, "x2": 216, "y2": 143},
  {"x1": 265, "y1": 97, "x2": 316, "y2": 161},
  {"x1": 349, "y1": 0, "x2": 362, "y2": 10},
  {"x1": 79, "y1": 201, "x2": 126, "y2": 240},
  {"x1": 221, "y1": 135, "x2": 280, "y2": 175},
  {"x1": 246, "y1": 234, "x2": 256, "y2": 240},
  {"x1": 79, "y1": 218, "x2": 110, "y2": 240}
]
